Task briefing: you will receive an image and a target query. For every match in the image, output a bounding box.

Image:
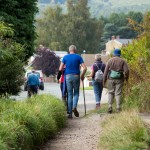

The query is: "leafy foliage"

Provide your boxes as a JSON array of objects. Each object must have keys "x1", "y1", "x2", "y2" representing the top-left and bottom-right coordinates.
[
  {"x1": 0, "y1": 95, "x2": 66, "y2": 149},
  {"x1": 122, "y1": 11, "x2": 150, "y2": 112},
  {"x1": 33, "y1": 47, "x2": 60, "y2": 76},
  {"x1": 0, "y1": 0, "x2": 38, "y2": 61},
  {"x1": 0, "y1": 22, "x2": 14, "y2": 37},
  {"x1": 36, "y1": 0, "x2": 103, "y2": 54},
  {"x1": 99, "y1": 11, "x2": 143, "y2": 50},
  {"x1": 36, "y1": 6, "x2": 64, "y2": 51},
  {"x1": 0, "y1": 41, "x2": 25, "y2": 96},
  {"x1": 0, "y1": 22, "x2": 25, "y2": 96}
]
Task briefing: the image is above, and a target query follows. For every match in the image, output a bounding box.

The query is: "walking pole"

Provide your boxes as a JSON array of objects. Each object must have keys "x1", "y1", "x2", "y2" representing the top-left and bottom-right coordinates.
[{"x1": 82, "y1": 80, "x2": 86, "y2": 116}]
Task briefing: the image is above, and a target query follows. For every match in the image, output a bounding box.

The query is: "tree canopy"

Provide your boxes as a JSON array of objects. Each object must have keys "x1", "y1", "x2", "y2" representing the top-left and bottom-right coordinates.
[
  {"x1": 99, "y1": 11, "x2": 143, "y2": 50},
  {"x1": 0, "y1": 22, "x2": 25, "y2": 96},
  {"x1": 36, "y1": 0, "x2": 103, "y2": 54},
  {"x1": 33, "y1": 47, "x2": 60, "y2": 76},
  {"x1": 0, "y1": 0, "x2": 38, "y2": 61}
]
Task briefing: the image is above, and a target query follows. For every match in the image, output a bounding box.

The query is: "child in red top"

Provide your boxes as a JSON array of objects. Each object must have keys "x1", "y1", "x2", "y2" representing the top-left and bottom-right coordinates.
[{"x1": 57, "y1": 63, "x2": 68, "y2": 111}]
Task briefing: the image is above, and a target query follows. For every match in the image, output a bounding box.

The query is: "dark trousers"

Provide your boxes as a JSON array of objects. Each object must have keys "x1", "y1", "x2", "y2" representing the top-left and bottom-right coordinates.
[{"x1": 28, "y1": 85, "x2": 38, "y2": 97}]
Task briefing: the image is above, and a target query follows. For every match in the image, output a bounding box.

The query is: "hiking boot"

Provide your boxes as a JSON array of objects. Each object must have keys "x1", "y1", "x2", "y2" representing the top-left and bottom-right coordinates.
[
  {"x1": 68, "y1": 114, "x2": 73, "y2": 119},
  {"x1": 72, "y1": 108, "x2": 79, "y2": 117},
  {"x1": 108, "y1": 107, "x2": 113, "y2": 114},
  {"x1": 96, "y1": 103, "x2": 100, "y2": 109}
]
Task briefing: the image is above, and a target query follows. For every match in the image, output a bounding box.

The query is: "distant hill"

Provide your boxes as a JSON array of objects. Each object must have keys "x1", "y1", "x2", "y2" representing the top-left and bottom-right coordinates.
[{"x1": 37, "y1": 0, "x2": 150, "y2": 17}]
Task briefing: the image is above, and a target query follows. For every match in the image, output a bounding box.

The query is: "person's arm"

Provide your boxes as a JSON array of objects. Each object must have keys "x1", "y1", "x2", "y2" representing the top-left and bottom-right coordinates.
[
  {"x1": 80, "y1": 63, "x2": 87, "y2": 81},
  {"x1": 57, "y1": 70, "x2": 62, "y2": 81},
  {"x1": 87, "y1": 65, "x2": 94, "y2": 78},
  {"x1": 57, "y1": 62, "x2": 65, "y2": 83},
  {"x1": 59, "y1": 62, "x2": 65, "y2": 71}
]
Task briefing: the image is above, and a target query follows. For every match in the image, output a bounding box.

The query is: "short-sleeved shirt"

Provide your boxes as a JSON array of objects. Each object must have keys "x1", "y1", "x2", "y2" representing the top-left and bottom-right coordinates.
[{"x1": 62, "y1": 54, "x2": 84, "y2": 75}]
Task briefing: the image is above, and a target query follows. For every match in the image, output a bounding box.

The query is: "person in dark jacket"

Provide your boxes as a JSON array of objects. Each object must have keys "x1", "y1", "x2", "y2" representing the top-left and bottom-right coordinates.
[
  {"x1": 27, "y1": 70, "x2": 40, "y2": 97},
  {"x1": 87, "y1": 54, "x2": 106, "y2": 109},
  {"x1": 57, "y1": 59, "x2": 68, "y2": 111},
  {"x1": 103, "y1": 49, "x2": 129, "y2": 113}
]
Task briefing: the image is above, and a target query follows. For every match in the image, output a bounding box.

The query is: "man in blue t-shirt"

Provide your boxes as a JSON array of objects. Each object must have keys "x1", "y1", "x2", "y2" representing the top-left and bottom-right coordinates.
[{"x1": 59, "y1": 45, "x2": 87, "y2": 118}]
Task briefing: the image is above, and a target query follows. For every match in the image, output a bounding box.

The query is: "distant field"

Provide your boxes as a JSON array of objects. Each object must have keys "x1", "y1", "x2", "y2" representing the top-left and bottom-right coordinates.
[{"x1": 38, "y1": 0, "x2": 150, "y2": 17}]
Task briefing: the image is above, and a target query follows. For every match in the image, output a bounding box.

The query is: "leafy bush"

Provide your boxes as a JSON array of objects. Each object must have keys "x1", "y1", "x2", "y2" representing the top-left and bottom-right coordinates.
[
  {"x1": 0, "y1": 95, "x2": 66, "y2": 149},
  {"x1": 123, "y1": 82, "x2": 150, "y2": 113},
  {"x1": 99, "y1": 110, "x2": 149, "y2": 150},
  {"x1": 0, "y1": 22, "x2": 25, "y2": 96},
  {"x1": 0, "y1": 41, "x2": 25, "y2": 96},
  {"x1": 121, "y1": 12, "x2": 150, "y2": 113}
]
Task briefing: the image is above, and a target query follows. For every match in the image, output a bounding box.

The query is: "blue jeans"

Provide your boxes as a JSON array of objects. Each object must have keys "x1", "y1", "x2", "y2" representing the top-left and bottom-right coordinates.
[
  {"x1": 66, "y1": 75, "x2": 80, "y2": 114},
  {"x1": 92, "y1": 79, "x2": 103, "y2": 104}
]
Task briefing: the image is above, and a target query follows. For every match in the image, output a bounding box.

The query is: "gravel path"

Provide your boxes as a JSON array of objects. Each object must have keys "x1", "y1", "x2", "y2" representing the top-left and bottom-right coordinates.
[
  {"x1": 42, "y1": 112, "x2": 105, "y2": 150},
  {"x1": 40, "y1": 83, "x2": 107, "y2": 150}
]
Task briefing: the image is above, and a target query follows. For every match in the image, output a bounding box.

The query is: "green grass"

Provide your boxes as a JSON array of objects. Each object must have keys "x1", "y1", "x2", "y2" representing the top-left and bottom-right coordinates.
[
  {"x1": 99, "y1": 110, "x2": 150, "y2": 150},
  {"x1": 80, "y1": 86, "x2": 93, "y2": 90},
  {"x1": 0, "y1": 95, "x2": 66, "y2": 150}
]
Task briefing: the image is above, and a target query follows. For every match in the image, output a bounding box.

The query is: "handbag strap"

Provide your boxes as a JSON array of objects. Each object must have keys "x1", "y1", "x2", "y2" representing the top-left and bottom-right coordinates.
[
  {"x1": 95, "y1": 63, "x2": 99, "y2": 70},
  {"x1": 95, "y1": 63, "x2": 103, "y2": 70}
]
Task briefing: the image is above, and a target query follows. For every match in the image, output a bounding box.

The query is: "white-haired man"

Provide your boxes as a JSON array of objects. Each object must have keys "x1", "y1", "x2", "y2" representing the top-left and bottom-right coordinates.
[{"x1": 59, "y1": 45, "x2": 87, "y2": 118}]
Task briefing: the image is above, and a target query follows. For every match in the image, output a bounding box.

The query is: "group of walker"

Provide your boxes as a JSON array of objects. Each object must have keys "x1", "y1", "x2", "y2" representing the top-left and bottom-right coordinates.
[
  {"x1": 27, "y1": 45, "x2": 129, "y2": 118},
  {"x1": 57, "y1": 45, "x2": 129, "y2": 118}
]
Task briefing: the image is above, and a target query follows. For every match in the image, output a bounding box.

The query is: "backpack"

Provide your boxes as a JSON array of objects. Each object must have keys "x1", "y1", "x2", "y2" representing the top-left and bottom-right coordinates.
[{"x1": 94, "y1": 63, "x2": 103, "y2": 82}]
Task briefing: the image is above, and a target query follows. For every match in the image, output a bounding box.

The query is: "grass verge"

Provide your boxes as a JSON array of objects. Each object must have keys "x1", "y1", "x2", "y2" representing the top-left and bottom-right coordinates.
[
  {"x1": 99, "y1": 110, "x2": 149, "y2": 150},
  {"x1": 0, "y1": 94, "x2": 66, "y2": 150}
]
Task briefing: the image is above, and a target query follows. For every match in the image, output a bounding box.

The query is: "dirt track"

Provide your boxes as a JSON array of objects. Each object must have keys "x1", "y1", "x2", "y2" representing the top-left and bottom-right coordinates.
[{"x1": 42, "y1": 112, "x2": 105, "y2": 150}]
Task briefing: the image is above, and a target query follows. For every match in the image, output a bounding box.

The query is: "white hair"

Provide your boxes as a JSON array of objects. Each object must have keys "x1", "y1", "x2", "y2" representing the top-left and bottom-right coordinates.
[{"x1": 69, "y1": 45, "x2": 77, "y2": 52}]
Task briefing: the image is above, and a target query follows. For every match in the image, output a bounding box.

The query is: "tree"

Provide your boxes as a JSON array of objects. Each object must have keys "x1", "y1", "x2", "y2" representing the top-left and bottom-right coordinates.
[
  {"x1": 109, "y1": 13, "x2": 128, "y2": 26},
  {"x1": 36, "y1": 0, "x2": 103, "y2": 54},
  {"x1": 99, "y1": 11, "x2": 144, "y2": 50},
  {"x1": 0, "y1": 0, "x2": 38, "y2": 61},
  {"x1": 116, "y1": 26, "x2": 137, "y2": 39},
  {"x1": 127, "y1": 11, "x2": 143, "y2": 23},
  {"x1": 36, "y1": 6, "x2": 64, "y2": 51},
  {"x1": 33, "y1": 47, "x2": 60, "y2": 76},
  {"x1": 0, "y1": 22, "x2": 25, "y2": 96},
  {"x1": 121, "y1": 12, "x2": 150, "y2": 112}
]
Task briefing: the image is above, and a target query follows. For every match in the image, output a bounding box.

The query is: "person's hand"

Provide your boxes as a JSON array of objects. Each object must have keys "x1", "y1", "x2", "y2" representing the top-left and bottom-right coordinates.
[
  {"x1": 86, "y1": 76, "x2": 91, "y2": 80},
  {"x1": 80, "y1": 75, "x2": 84, "y2": 81}
]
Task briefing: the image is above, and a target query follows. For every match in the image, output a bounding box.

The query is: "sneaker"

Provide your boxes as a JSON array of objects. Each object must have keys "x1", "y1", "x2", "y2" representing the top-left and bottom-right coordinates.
[
  {"x1": 72, "y1": 108, "x2": 79, "y2": 117},
  {"x1": 108, "y1": 107, "x2": 113, "y2": 114},
  {"x1": 68, "y1": 114, "x2": 73, "y2": 119}
]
